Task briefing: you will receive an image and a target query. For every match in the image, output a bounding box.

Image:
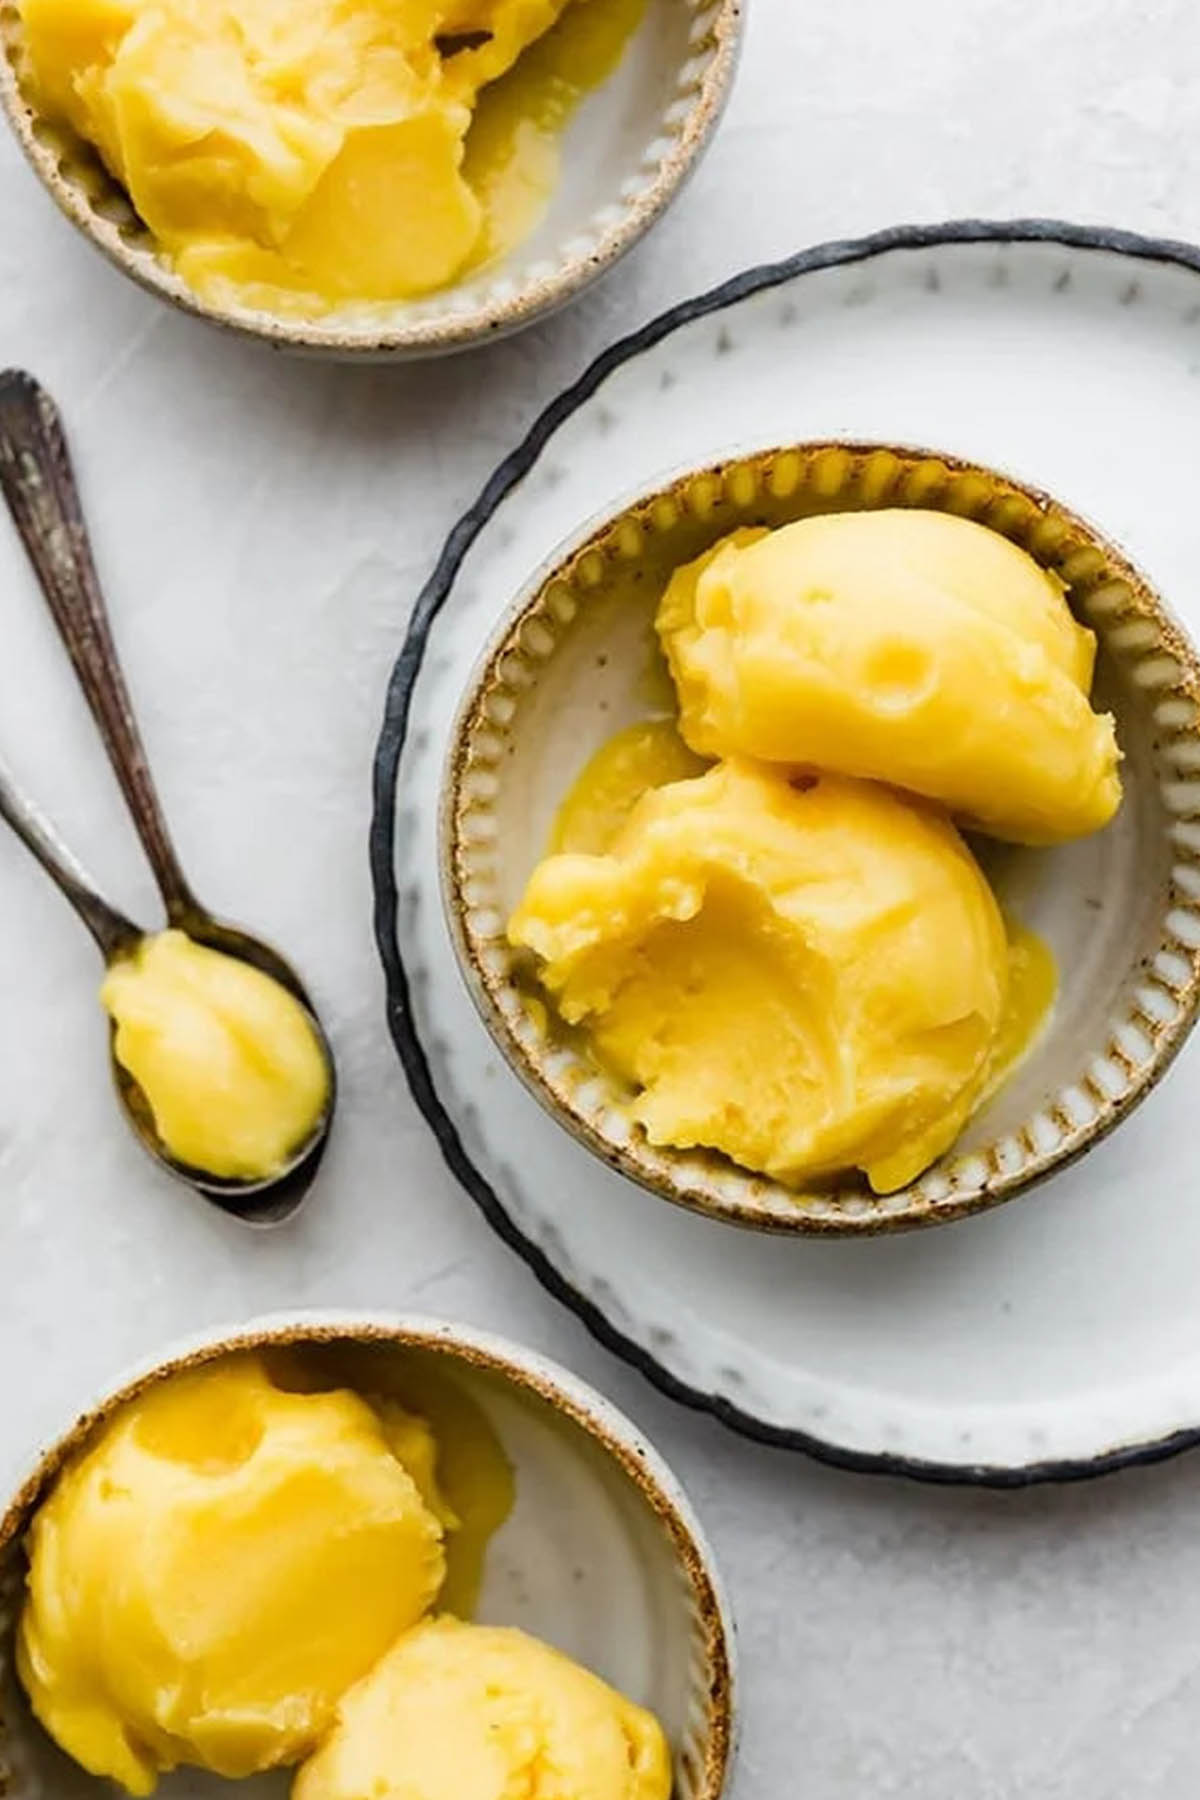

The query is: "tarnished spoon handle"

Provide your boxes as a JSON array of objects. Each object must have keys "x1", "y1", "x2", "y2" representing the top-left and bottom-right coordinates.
[
  {"x1": 0, "y1": 370, "x2": 197, "y2": 922},
  {"x1": 0, "y1": 755, "x2": 140, "y2": 959}
]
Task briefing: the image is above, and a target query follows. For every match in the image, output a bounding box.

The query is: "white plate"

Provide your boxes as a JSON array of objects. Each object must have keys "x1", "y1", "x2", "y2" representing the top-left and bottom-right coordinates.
[{"x1": 373, "y1": 221, "x2": 1200, "y2": 1482}]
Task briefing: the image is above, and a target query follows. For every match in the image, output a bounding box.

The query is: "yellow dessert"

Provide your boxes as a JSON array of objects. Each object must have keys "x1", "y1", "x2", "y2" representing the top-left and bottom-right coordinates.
[
  {"x1": 294, "y1": 1615, "x2": 672, "y2": 1800},
  {"x1": 550, "y1": 718, "x2": 707, "y2": 856},
  {"x1": 19, "y1": 0, "x2": 642, "y2": 312},
  {"x1": 547, "y1": 727, "x2": 1057, "y2": 1100},
  {"x1": 100, "y1": 930, "x2": 328, "y2": 1180},
  {"x1": 18, "y1": 1356, "x2": 451, "y2": 1795},
  {"x1": 657, "y1": 511, "x2": 1122, "y2": 844},
  {"x1": 510, "y1": 759, "x2": 1010, "y2": 1194},
  {"x1": 343, "y1": 1357, "x2": 516, "y2": 1618},
  {"x1": 461, "y1": 0, "x2": 645, "y2": 272}
]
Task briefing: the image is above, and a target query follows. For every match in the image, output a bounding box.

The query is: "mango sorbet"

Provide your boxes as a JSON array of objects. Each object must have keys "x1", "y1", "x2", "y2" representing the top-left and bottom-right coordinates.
[
  {"x1": 100, "y1": 930, "x2": 328, "y2": 1181},
  {"x1": 18, "y1": 1357, "x2": 451, "y2": 1794},
  {"x1": 657, "y1": 511, "x2": 1121, "y2": 844},
  {"x1": 294, "y1": 1616, "x2": 672, "y2": 1800},
  {"x1": 18, "y1": 0, "x2": 585, "y2": 308},
  {"x1": 549, "y1": 718, "x2": 707, "y2": 856},
  {"x1": 509, "y1": 760, "x2": 1009, "y2": 1194}
]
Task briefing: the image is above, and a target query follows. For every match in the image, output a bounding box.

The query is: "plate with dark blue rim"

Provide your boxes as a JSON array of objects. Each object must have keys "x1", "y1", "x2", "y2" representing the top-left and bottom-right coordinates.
[{"x1": 372, "y1": 220, "x2": 1200, "y2": 1485}]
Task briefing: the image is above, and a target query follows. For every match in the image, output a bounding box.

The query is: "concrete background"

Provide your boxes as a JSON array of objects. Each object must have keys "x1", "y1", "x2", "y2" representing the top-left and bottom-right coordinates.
[{"x1": 3, "y1": 2, "x2": 1200, "y2": 1793}]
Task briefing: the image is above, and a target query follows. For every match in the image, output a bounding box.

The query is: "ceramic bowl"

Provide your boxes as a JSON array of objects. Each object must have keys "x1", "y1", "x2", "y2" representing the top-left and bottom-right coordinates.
[
  {"x1": 0, "y1": 1312, "x2": 736, "y2": 1798},
  {"x1": 443, "y1": 439, "x2": 1200, "y2": 1235},
  {"x1": 0, "y1": 1, "x2": 741, "y2": 357}
]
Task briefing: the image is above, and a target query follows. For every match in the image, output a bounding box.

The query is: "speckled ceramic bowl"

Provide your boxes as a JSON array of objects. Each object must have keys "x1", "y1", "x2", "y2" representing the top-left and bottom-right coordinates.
[
  {"x1": 443, "y1": 440, "x2": 1200, "y2": 1235},
  {"x1": 0, "y1": 1312, "x2": 735, "y2": 1798},
  {"x1": 0, "y1": 1, "x2": 741, "y2": 357}
]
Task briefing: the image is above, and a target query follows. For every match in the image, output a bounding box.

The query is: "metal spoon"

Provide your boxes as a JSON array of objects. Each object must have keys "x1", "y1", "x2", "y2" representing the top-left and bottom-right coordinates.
[{"x1": 0, "y1": 369, "x2": 336, "y2": 1226}]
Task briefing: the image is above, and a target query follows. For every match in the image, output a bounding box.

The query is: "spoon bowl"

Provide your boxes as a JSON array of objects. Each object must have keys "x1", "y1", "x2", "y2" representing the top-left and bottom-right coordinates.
[{"x1": 0, "y1": 369, "x2": 335, "y2": 1225}]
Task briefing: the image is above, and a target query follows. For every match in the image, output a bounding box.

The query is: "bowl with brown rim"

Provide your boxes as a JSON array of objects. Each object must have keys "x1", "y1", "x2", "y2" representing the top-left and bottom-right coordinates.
[
  {"x1": 0, "y1": 0, "x2": 743, "y2": 357},
  {"x1": 441, "y1": 440, "x2": 1200, "y2": 1235},
  {"x1": 0, "y1": 1311, "x2": 735, "y2": 1798}
]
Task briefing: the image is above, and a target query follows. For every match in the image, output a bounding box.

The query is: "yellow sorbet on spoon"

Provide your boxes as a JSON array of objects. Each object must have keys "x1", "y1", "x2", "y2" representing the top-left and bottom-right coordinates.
[
  {"x1": 294, "y1": 1615, "x2": 672, "y2": 1800},
  {"x1": 18, "y1": 1356, "x2": 453, "y2": 1795},
  {"x1": 510, "y1": 759, "x2": 1010, "y2": 1194},
  {"x1": 100, "y1": 929, "x2": 328, "y2": 1180},
  {"x1": 657, "y1": 510, "x2": 1122, "y2": 844}
]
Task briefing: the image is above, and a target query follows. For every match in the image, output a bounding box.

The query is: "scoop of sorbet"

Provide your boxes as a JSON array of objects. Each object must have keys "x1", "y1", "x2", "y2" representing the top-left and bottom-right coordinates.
[
  {"x1": 509, "y1": 760, "x2": 1009, "y2": 1193},
  {"x1": 657, "y1": 510, "x2": 1121, "y2": 844},
  {"x1": 18, "y1": 1357, "x2": 450, "y2": 1795},
  {"x1": 100, "y1": 930, "x2": 329, "y2": 1180},
  {"x1": 293, "y1": 1616, "x2": 672, "y2": 1800}
]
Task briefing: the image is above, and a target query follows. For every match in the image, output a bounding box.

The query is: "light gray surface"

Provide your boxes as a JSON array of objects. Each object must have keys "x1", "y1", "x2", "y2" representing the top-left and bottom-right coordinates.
[{"x1": 2, "y1": 3, "x2": 1200, "y2": 1796}]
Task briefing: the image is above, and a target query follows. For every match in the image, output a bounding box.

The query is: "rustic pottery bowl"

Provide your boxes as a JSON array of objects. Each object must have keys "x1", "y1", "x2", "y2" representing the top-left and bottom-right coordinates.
[
  {"x1": 0, "y1": 1312, "x2": 736, "y2": 1798},
  {"x1": 0, "y1": 0, "x2": 742, "y2": 357},
  {"x1": 442, "y1": 440, "x2": 1200, "y2": 1235}
]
